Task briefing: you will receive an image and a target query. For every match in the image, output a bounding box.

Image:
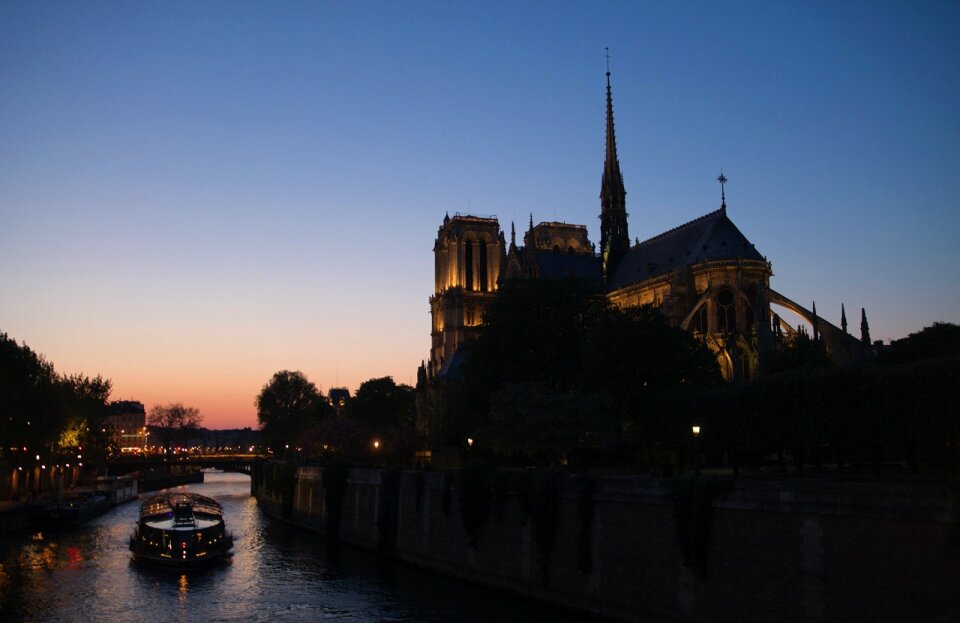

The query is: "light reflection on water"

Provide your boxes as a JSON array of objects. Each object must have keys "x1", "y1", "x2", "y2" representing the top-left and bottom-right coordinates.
[{"x1": 0, "y1": 472, "x2": 586, "y2": 623}]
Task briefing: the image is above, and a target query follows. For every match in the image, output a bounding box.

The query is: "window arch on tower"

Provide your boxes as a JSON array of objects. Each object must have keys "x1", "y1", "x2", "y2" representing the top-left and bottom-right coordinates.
[
  {"x1": 464, "y1": 240, "x2": 474, "y2": 291},
  {"x1": 478, "y1": 240, "x2": 488, "y2": 292}
]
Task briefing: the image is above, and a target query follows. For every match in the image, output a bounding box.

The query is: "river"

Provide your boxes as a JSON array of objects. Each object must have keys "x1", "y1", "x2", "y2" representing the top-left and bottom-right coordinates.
[{"x1": 0, "y1": 472, "x2": 587, "y2": 622}]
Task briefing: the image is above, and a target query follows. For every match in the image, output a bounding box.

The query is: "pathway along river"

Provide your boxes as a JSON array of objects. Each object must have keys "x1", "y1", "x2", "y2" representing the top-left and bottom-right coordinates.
[{"x1": 0, "y1": 472, "x2": 588, "y2": 623}]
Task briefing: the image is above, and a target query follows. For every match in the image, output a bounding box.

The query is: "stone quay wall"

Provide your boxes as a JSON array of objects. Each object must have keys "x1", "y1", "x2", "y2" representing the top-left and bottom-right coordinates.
[{"x1": 253, "y1": 465, "x2": 959, "y2": 623}]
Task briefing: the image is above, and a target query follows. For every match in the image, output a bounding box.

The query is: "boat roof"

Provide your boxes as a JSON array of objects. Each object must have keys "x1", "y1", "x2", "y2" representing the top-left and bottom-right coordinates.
[{"x1": 138, "y1": 492, "x2": 223, "y2": 520}]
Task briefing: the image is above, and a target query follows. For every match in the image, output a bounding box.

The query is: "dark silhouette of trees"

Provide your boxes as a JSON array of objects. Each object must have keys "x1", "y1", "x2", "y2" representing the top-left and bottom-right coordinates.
[
  {"x1": 1, "y1": 332, "x2": 61, "y2": 461},
  {"x1": 881, "y1": 322, "x2": 960, "y2": 364},
  {"x1": 1, "y1": 332, "x2": 112, "y2": 464},
  {"x1": 442, "y1": 278, "x2": 721, "y2": 464},
  {"x1": 148, "y1": 402, "x2": 202, "y2": 452},
  {"x1": 255, "y1": 370, "x2": 332, "y2": 452},
  {"x1": 761, "y1": 329, "x2": 832, "y2": 374},
  {"x1": 346, "y1": 376, "x2": 415, "y2": 429},
  {"x1": 301, "y1": 376, "x2": 419, "y2": 465}
]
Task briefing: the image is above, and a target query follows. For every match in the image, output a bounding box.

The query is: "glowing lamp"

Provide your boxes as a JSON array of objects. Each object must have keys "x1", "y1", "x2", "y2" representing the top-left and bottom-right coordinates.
[{"x1": 691, "y1": 425, "x2": 701, "y2": 437}]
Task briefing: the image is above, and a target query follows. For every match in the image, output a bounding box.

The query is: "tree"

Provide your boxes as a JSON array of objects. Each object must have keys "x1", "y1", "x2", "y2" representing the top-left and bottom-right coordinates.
[
  {"x1": 148, "y1": 402, "x2": 202, "y2": 452},
  {"x1": 443, "y1": 278, "x2": 720, "y2": 463},
  {"x1": 255, "y1": 370, "x2": 332, "y2": 452},
  {"x1": 58, "y1": 373, "x2": 112, "y2": 461},
  {"x1": 340, "y1": 376, "x2": 418, "y2": 465},
  {"x1": 881, "y1": 322, "x2": 960, "y2": 364},
  {"x1": 345, "y1": 377, "x2": 415, "y2": 429},
  {"x1": 0, "y1": 332, "x2": 61, "y2": 461}
]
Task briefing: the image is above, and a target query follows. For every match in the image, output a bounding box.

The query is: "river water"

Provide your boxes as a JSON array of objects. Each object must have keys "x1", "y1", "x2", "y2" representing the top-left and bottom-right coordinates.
[{"x1": 0, "y1": 472, "x2": 586, "y2": 623}]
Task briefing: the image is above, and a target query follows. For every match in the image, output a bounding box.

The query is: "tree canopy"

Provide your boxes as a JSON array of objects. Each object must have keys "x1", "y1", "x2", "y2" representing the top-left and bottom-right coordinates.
[
  {"x1": 345, "y1": 376, "x2": 415, "y2": 429},
  {"x1": 148, "y1": 402, "x2": 202, "y2": 451},
  {"x1": 0, "y1": 332, "x2": 112, "y2": 463},
  {"x1": 881, "y1": 322, "x2": 960, "y2": 364},
  {"x1": 255, "y1": 370, "x2": 332, "y2": 451},
  {"x1": 442, "y1": 278, "x2": 721, "y2": 463}
]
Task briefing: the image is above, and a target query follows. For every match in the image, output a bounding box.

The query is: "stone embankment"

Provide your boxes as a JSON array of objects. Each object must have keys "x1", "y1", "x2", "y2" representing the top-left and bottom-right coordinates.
[{"x1": 253, "y1": 464, "x2": 959, "y2": 623}]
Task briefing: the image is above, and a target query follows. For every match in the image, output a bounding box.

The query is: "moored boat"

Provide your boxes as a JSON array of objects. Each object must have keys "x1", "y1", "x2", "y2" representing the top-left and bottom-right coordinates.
[
  {"x1": 129, "y1": 492, "x2": 233, "y2": 565},
  {"x1": 40, "y1": 490, "x2": 111, "y2": 527}
]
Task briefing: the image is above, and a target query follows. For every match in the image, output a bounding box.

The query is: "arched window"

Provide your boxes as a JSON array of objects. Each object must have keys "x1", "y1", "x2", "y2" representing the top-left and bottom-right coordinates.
[
  {"x1": 716, "y1": 288, "x2": 736, "y2": 333},
  {"x1": 478, "y1": 240, "x2": 488, "y2": 292},
  {"x1": 464, "y1": 240, "x2": 474, "y2": 291},
  {"x1": 739, "y1": 349, "x2": 751, "y2": 380},
  {"x1": 696, "y1": 304, "x2": 709, "y2": 334}
]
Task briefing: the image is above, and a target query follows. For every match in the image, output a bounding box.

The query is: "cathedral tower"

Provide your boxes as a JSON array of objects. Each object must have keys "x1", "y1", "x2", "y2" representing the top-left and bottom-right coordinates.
[
  {"x1": 599, "y1": 60, "x2": 630, "y2": 282},
  {"x1": 428, "y1": 214, "x2": 504, "y2": 377}
]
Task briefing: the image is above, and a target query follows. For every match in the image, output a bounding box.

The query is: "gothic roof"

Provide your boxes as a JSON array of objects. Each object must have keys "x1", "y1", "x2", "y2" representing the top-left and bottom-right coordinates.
[
  {"x1": 608, "y1": 207, "x2": 765, "y2": 291},
  {"x1": 535, "y1": 252, "x2": 603, "y2": 282}
]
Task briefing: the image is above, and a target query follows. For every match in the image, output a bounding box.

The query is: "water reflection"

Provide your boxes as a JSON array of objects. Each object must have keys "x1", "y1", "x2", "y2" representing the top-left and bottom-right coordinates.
[{"x1": 0, "y1": 472, "x2": 588, "y2": 623}]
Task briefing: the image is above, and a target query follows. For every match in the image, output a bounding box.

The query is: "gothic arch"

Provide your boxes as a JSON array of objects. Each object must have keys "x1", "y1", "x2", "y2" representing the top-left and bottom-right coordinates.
[{"x1": 680, "y1": 289, "x2": 713, "y2": 331}]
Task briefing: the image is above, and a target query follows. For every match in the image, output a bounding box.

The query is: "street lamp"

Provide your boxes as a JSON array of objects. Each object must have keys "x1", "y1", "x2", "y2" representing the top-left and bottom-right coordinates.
[
  {"x1": 466, "y1": 437, "x2": 474, "y2": 447},
  {"x1": 691, "y1": 425, "x2": 701, "y2": 476},
  {"x1": 372, "y1": 440, "x2": 381, "y2": 450}
]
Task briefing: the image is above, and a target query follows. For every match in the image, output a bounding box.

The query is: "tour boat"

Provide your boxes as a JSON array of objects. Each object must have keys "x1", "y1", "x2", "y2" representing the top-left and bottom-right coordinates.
[{"x1": 129, "y1": 492, "x2": 233, "y2": 565}]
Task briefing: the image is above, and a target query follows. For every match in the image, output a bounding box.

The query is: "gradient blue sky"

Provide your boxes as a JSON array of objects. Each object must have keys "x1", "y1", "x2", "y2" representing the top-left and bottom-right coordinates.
[{"x1": 2, "y1": 1, "x2": 958, "y2": 429}]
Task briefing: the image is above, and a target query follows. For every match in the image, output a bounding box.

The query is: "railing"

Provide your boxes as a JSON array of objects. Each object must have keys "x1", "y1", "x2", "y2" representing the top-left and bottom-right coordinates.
[{"x1": 102, "y1": 453, "x2": 262, "y2": 476}]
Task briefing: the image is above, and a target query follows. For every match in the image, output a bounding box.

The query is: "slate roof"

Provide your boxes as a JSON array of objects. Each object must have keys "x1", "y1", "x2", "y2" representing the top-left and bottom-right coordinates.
[
  {"x1": 535, "y1": 253, "x2": 604, "y2": 282},
  {"x1": 609, "y1": 208, "x2": 766, "y2": 291},
  {"x1": 438, "y1": 346, "x2": 469, "y2": 380}
]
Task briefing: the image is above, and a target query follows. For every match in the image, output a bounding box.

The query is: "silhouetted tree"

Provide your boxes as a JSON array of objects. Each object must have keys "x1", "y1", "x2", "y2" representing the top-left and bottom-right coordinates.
[
  {"x1": 148, "y1": 402, "x2": 202, "y2": 452},
  {"x1": 0, "y1": 332, "x2": 113, "y2": 464},
  {"x1": 345, "y1": 377, "x2": 415, "y2": 428},
  {"x1": 762, "y1": 329, "x2": 832, "y2": 375},
  {"x1": 0, "y1": 332, "x2": 61, "y2": 461},
  {"x1": 255, "y1": 370, "x2": 331, "y2": 452},
  {"x1": 443, "y1": 278, "x2": 720, "y2": 464},
  {"x1": 881, "y1": 322, "x2": 960, "y2": 364},
  {"x1": 58, "y1": 373, "x2": 112, "y2": 461}
]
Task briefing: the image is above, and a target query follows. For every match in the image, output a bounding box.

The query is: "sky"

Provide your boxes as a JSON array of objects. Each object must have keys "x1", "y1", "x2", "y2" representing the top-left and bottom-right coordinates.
[{"x1": 2, "y1": 1, "x2": 958, "y2": 429}]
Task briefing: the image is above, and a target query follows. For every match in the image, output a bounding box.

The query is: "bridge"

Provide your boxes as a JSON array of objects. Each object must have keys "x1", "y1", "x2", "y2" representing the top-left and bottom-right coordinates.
[{"x1": 103, "y1": 453, "x2": 261, "y2": 476}]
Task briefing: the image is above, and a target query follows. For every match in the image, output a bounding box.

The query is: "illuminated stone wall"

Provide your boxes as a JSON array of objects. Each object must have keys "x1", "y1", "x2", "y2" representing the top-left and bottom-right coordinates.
[{"x1": 429, "y1": 214, "x2": 504, "y2": 377}]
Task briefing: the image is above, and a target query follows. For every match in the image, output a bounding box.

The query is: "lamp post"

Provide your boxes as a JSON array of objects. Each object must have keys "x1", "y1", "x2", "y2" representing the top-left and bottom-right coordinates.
[{"x1": 691, "y1": 425, "x2": 701, "y2": 476}]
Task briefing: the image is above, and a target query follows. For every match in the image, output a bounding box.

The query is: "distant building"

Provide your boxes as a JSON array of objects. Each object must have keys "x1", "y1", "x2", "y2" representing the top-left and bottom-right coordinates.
[
  {"x1": 328, "y1": 387, "x2": 351, "y2": 415},
  {"x1": 105, "y1": 400, "x2": 147, "y2": 452}
]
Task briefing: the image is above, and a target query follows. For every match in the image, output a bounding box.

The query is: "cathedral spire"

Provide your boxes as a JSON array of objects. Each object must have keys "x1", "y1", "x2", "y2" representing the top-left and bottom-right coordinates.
[
  {"x1": 841, "y1": 303, "x2": 848, "y2": 334},
  {"x1": 812, "y1": 301, "x2": 820, "y2": 343},
  {"x1": 718, "y1": 171, "x2": 728, "y2": 212},
  {"x1": 599, "y1": 48, "x2": 629, "y2": 282},
  {"x1": 861, "y1": 308, "x2": 871, "y2": 345}
]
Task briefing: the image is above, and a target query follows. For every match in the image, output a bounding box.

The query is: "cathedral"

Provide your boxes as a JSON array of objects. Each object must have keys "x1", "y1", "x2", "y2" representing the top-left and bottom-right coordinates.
[{"x1": 420, "y1": 68, "x2": 871, "y2": 398}]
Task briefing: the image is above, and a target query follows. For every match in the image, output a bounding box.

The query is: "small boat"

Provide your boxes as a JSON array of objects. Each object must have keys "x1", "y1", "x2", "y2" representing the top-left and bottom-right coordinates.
[
  {"x1": 41, "y1": 490, "x2": 111, "y2": 527},
  {"x1": 129, "y1": 492, "x2": 233, "y2": 565}
]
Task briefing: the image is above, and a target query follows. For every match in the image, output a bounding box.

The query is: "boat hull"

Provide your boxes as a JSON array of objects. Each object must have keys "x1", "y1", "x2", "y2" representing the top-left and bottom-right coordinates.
[{"x1": 129, "y1": 535, "x2": 233, "y2": 566}]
